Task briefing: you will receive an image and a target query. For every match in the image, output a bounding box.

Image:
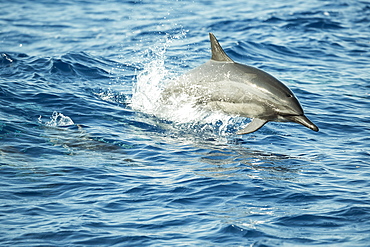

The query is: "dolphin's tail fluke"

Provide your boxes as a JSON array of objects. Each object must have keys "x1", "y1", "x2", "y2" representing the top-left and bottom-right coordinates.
[{"x1": 289, "y1": 115, "x2": 319, "y2": 132}]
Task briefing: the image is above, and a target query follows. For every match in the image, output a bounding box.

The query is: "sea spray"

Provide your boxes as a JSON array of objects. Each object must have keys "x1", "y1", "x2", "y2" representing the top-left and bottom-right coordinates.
[{"x1": 38, "y1": 111, "x2": 75, "y2": 127}]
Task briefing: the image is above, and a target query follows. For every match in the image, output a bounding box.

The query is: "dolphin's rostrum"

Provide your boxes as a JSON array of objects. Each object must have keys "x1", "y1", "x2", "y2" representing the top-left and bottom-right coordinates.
[{"x1": 161, "y1": 33, "x2": 319, "y2": 134}]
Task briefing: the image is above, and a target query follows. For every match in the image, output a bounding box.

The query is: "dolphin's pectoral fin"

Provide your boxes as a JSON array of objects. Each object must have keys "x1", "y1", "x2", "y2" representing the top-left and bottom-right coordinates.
[{"x1": 236, "y1": 118, "x2": 268, "y2": 135}]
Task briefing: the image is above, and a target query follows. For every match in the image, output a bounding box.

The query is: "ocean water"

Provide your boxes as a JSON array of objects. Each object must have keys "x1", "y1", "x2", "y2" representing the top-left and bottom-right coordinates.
[{"x1": 1, "y1": 0, "x2": 370, "y2": 246}]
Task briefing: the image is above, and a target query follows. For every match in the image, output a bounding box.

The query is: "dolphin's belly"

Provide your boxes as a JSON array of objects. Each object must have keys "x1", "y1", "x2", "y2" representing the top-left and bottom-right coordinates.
[{"x1": 205, "y1": 101, "x2": 269, "y2": 118}]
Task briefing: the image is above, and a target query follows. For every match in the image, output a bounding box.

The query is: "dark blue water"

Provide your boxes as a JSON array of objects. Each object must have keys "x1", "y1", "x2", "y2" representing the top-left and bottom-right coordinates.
[{"x1": 1, "y1": 0, "x2": 370, "y2": 246}]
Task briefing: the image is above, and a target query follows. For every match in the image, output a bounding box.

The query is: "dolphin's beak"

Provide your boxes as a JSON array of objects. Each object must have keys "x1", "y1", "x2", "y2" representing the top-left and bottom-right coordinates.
[{"x1": 288, "y1": 115, "x2": 319, "y2": 132}]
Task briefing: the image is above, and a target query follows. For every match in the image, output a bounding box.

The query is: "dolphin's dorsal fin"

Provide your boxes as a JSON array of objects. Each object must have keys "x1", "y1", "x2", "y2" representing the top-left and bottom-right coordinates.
[
  {"x1": 209, "y1": 33, "x2": 234, "y2": 62},
  {"x1": 236, "y1": 118, "x2": 268, "y2": 135}
]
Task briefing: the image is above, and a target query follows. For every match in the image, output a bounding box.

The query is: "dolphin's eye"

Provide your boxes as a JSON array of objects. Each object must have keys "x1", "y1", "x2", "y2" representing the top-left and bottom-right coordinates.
[{"x1": 286, "y1": 94, "x2": 293, "y2": 98}]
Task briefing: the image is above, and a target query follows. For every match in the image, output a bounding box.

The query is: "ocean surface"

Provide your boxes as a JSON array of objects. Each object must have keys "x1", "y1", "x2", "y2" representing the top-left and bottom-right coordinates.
[{"x1": 1, "y1": 0, "x2": 370, "y2": 246}]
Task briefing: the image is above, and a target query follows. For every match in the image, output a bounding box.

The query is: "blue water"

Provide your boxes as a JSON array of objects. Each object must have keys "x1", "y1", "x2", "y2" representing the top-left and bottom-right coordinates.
[{"x1": 1, "y1": 0, "x2": 370, "y2": 246}]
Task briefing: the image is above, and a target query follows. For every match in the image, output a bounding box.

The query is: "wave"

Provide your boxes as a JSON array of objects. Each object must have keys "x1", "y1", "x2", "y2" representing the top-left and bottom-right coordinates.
[{"x1": 0, "y1": 51, "x2": 115, "y2": 80}]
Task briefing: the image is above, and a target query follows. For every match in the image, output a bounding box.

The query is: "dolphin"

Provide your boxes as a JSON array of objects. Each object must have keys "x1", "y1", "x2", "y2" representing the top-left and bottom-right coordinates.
[{"x1": 161, "y1": 33, "x2": 319, "y2": 134}]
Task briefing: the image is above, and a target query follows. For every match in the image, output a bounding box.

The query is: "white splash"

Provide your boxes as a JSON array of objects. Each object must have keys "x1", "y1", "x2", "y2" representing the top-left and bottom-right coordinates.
[
  {"x1": 39, "y1": 111, "x2": 75, "y2": 127},
  {"x1": 130, "y1": 57, "x2": 169, "y2": 114},
  {"x1": 130, "y1": 34, "x2": 174, "y2": 114}
]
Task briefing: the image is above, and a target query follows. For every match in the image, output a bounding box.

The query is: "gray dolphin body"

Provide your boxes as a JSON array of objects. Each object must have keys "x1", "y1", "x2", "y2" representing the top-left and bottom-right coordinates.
[{"x1": 161, "y1": 33, "x2": 319, "y2": 134}]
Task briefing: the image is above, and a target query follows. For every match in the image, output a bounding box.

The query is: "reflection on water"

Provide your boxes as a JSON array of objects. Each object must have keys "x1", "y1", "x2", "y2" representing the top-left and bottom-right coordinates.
[
  {"x1": 194, "y1": 143, "x2": 305, "y2": 181},
  {"x1": 134, "y1": 112, "x2": 308, "y2": 182},
  {"x1": 42, "y1": 125, "x2": 125, "y2": 155}
]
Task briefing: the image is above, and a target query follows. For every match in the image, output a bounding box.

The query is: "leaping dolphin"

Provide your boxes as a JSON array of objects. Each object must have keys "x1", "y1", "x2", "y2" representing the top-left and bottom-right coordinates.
[{"x1": 161, "y1": 33, "x2": 319, "y2": 134}]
